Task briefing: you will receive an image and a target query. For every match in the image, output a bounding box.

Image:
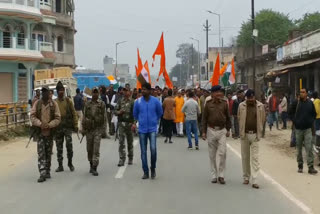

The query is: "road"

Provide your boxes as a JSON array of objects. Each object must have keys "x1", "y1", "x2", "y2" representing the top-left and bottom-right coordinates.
[{"x1": 0, "y1": 134, "x2": 307, "y2": 214}]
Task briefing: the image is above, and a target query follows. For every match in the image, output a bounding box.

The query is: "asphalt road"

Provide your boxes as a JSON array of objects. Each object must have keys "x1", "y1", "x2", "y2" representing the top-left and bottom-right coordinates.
[{"x1": 0, "y1": 134, "x2": 306, "y2": 214}]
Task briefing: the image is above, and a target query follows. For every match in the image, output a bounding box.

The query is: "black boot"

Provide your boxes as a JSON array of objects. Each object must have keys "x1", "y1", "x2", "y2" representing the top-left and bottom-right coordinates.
[
  {"x1": 92, "y1": 166, "x2": 99, "y2": 176},
  {"x1": 45, "y1": 172, "x2": 51, "y2": 179},
  {"x1": 117, "y1": 159, "x2": 125, "y2": 167},
  {"x1": 142, "y1": 172, "x2": 149, "y2": 179},
  {"x1": 37, "y1": 176, "x2": 46, "y2": 183},
  {"x1": 308, "y1": 167, "x2": 318, "y2": 175},
  {"x1": 55, "y1": 163, "x2": 64, "y2": 172},
  {"x1": 151, "y1": 168, "x2": 156, "y2": 179},
  {"x1": 89, "y1": 162, "x2": 93, "y2": 173},
  {"x1": 68, "y1": 159, "x2": 75, "y2": 172}
]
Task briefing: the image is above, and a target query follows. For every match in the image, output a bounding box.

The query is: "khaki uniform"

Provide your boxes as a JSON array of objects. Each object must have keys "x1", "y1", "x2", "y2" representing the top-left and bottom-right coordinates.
[
  {"x1": 30, "y1": 99, "x2": 61, "y2": 177},
  {"x1": 55, "y1": 97, "x2": 78, "y2": 164},
  {"x1": 202, "y1": 98, "x2": 231, "y2": 179},
  {"x1": 82, "y1": 99, "x2": 106, "y2": 167},
  {"x1": 238, "y1": 101, "x2": 265, "y2": 184},
  {"x1": 116, "y1": 97, "x2": 135, "y2": 162}
]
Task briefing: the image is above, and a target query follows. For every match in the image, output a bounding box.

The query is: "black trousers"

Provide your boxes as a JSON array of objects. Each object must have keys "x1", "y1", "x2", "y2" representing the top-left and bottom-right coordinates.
[{"x1": 163, "y1": 119, "x2": 174, "y2": 138}]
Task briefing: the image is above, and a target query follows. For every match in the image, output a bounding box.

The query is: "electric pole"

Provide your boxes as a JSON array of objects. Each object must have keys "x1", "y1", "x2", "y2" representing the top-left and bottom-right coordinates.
[
  {"x1": 252, "y1": 0, "x2": 256, "y2": 90},
  {"x1": 191, "y1": 44, "x2": 194, "y2": 87},
  {"x1": 203, "y1": 19, "x2": 211, "y2": 81}
]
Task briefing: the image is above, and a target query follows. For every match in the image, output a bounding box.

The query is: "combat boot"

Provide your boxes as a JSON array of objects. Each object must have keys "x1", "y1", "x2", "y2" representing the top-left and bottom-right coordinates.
[
  {"x1": 37, "y1": 176, "x2": 46, "y2": 183},
  {"x1": 45, "y1": 172, "x2": 51, "y2": 179},
  {"x1": 89, "y1": 162, "x2": 94, "y2": 174},
  {"x1": 55, "y1": 163, "x2": 64, "y2": 172},
  {"x1": 68, "y1": 159, "x2": 75, "y2": 172},
  {"x1": 117, "y1": 159, "x2": 125, "y2": 167},
  {"x1": 92, "y1": 166, "x2": 99, "y2": 176},
  {"x1": 128, "y1": 159, "x2": 133, "y2": 165}
]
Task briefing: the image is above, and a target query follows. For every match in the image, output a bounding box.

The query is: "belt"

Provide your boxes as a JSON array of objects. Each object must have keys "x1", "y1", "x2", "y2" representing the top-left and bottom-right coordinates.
[
  {"x1": 245, "y1": 130, "x2": 257, "y2": 134},
  {"x1": 209, "y1": 125, "x2": 224, "y2": 131}
]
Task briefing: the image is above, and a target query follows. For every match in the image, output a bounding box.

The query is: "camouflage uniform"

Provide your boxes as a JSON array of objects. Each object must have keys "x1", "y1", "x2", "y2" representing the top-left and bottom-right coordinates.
[
  {"x1": 82, "y1": 99, "x2": 106, "y2": 168},
  {"x1": 55, "y1": 97, "x2": 78, "y2": 170},
  {"x1": 30, "y1": 99, "x2": 61, "y2": 179},
  {"x1": 116, "y1": 97, "x2": 135, "y2": 164}
]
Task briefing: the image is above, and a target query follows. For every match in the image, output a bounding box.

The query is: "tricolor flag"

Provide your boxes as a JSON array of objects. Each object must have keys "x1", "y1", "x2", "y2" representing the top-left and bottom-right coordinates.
[
  {"x1": 107, "y1": 75, "x2": 117, "y2": 85},
  {"x1": 221, "y1": 58, "x2": 236, "y2": 86}
]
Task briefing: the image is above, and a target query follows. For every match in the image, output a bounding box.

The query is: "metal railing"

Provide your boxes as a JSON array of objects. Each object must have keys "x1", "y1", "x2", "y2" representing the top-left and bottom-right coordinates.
[
  {"x1": 0, "y1": 102, "x2": 29, "y2": 130},
  {"x1": 39, "y1": 41, "x2": 53, "y2": 52},
  {"x1": 2, "y1": 36, "x2": 12, "y2": 48},
  {"x1": 0, "y1": 0, "x2": 39, "y2": 8}
]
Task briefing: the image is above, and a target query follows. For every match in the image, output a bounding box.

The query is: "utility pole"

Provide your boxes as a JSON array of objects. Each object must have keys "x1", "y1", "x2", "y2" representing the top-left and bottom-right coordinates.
[
  {"x1": 191, "y1": 43, "x2": 194, "y2": 87},
  {"x1": 203, "y1": 19, "x2": 211, "y2": 80},
  {"x1": 252, "y1": 0, "x2": 256, "y2": 90},
  {"x1": 190, "y1": 37, "x2": 200, "y2": 87}
]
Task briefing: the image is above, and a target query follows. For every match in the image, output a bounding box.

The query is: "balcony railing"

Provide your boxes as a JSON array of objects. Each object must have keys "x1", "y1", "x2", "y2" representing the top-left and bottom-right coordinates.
[
  {"x1": 39, "y1": 41, "x2": 53, "y2": 52},
  {"x1": 0, "y1": 0, "x2": 39, "y2": 8}
]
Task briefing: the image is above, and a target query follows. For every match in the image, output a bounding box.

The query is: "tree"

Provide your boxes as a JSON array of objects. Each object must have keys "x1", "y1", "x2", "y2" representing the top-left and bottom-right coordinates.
[
  {"x1": 237, "y1": 9, "x2": 294, "y2": 47},
  {"x1": 170, "y1": 43, "x2": 200, "y2": 87},
  {"x1": 296, "y1": 12, "x2": 320, "y2": 34}
]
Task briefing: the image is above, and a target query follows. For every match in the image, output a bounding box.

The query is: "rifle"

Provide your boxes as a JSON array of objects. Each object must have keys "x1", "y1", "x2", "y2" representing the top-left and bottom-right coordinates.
[
  {"x1": 26, "y1": 128, "x2": 37, "y2": 148},
  {"x1": 115, "y1": 123, "x2": 119, "y2": 142},
  {"x1": 79, "y1": 134, "x2": 85, "y2": 144},
  {"x1": 76, "y1": 132, "x2": 80, "y2": 140}
]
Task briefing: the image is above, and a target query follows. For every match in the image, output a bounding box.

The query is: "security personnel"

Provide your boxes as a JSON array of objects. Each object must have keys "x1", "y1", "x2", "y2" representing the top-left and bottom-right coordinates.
[
  {"x1": 55, "y1": 81, "x2": 78, "y2": 172},
  {"x1": 82, "y1": 87, "x2": 106, "y2": 176},
  {"x1": 202, "y1": 85, "x2": 231, "y2": 185},
  {"x1": 115, "y1": 87, "x2": 135, "y2": 167},
  {"x1": 238, "y1": 89, "x2": 265, "y2": 189}
]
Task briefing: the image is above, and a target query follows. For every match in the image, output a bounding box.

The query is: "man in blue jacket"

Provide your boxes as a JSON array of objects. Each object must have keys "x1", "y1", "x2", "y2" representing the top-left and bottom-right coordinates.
[{"x1": 133, "y1": 83, "x2": 163, "y2": 179}]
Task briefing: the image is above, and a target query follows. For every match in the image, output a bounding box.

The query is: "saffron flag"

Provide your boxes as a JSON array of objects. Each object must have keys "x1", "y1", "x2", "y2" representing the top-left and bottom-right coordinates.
[
  {"x1": 136, "y1": 49, "x2": 144, "y2": 89},
  {"x1": 152, "y1": 33, "x2": 173, "y2": 89},
  {"x1": 211, "y1": 53, "x2": 220, "y2": 86},
  {"x1": 219, "y1": 63, "x2": 228, "y2": 76}
]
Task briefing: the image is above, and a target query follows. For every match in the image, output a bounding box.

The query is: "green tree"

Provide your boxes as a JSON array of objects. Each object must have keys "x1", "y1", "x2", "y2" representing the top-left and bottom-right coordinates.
[
  {"x1": 237, "y1": 9, "x2": 294, "y2": 47},
  {"x1": 296, "y1": 12, "x2": 320, "y2": 33}
]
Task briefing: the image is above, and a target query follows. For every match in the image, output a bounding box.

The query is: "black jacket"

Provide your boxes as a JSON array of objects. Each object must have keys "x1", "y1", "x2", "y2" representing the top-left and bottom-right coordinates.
[{"x1": 290, "y1": 99, "x2": 316, "y2": 130}]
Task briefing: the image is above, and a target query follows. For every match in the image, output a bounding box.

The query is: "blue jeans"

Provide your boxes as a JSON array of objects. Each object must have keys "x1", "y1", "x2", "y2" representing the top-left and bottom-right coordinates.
[
  {"x1": 139, "y1": 132, "x2": 157, "y2": 173},
  {"x1": 185, "y1": 120, "x2": 198, "y2": 147},
  {"x1": 268, "y1": 112, "x2": 279, "y2": 129},
  {"x1": 281, "y1": 112, "x2": 288, "y2": 129}
]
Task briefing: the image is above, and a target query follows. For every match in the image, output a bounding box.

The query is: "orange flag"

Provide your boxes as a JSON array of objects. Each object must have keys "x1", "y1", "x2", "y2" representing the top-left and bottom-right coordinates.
[
  {"x1": 211, "y1": 53, "x2": 220, "y2": 86},
  {"x1": 219, "y1": 63, "x2": 228, "y2": 76},
  {"x1": 136, "y1": 49, "x2": 144, "y2": 89},
  {"x1": 152, "y1": 32, "x2": 173, "y2": 89}
]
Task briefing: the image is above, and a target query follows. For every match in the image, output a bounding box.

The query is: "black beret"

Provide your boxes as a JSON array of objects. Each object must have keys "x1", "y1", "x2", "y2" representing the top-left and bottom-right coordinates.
[
  {"x1": 245, "y1": 89, "x2": 255, "y2": 97},
  {"x1": 56, "y1": 81, "x2": 65, "y2": 91},
  {"x1": 41, "y1": 86, "x2": 49, "y2": 92},
  {"x1": 211, "y1": 85, "x2": 222, "y2": 93}
]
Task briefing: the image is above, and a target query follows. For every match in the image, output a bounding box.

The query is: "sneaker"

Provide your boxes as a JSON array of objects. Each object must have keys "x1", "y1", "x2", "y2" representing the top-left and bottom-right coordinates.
[
  {"x1": 142, "y1": 173, "x2": 149, "y2": 179},
  {"x1": 308, "y1": 167, "x2": 318, "y2": 175},
  {"x1": 164, "y1": 138, "x2": 168, "y2": 143},
  {"x1": 188, "y1": 146, "x2": 193, "y2": 150},
  {"x1": 195, "y1": 146, "x2": 199, "y2": 150},
  {"x1": 169, "y1": 141, "x2": 173, "y2": 144},
  {"x1": 151, "y1": 169, "x2": 156, "y2": 179}
]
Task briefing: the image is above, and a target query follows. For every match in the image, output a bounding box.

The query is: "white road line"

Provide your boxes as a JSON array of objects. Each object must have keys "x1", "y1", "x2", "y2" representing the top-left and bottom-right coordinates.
[
  {"x1": 227, "y1": 144, "x2": 313, "y2": 214},
  {"x1": 115, "y1": 140, "x2": 139, "y2": 179}
]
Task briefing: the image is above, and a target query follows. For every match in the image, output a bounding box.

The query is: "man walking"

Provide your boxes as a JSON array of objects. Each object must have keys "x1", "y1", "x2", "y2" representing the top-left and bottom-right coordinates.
[
  {"x1": 280, "y1": 94, "x2": 288, "y2": 129},
  {"x1": 162, "y1": 89, "x2": 175, "y2": 144},
  {"x1": 133, "y1": 83, "x2": 163, "y2": 180},
  {"x1": 232, "y1": 90, "x2": 244, "y2": 139},
  {"x1": 292, "y1": 88, "x2": 318, "y2": 174},
  {"x1": 74, "y1": 88, "x2": 84, "y2": 132},
  {"x1": 202, "y1": 85, "x2": 231, "y2": 185},
  {"x1": 55, "y1": 82, "x2": 78, "y2": 172},
  {"x1": 174, "y1": 90, "x2": 185, "y2": 137},
  {"x1": 238, "y1": 89, "x2": 265, "y2": 189},
  {"x1": 82, "y1": 87, "x2": 106, "y2": 176},
  {"x1": 115, "y1": 87, "x2": 135, "y2": 167},
  {"x1": 268, "y1": 91, "x2": 279, "y2": 130},
  {"x1": 182, "y1": 91, "x2": 200, "y2": 150},
  {"x1": 31, "y1": 86, "x2": 61, "y2": 183}
]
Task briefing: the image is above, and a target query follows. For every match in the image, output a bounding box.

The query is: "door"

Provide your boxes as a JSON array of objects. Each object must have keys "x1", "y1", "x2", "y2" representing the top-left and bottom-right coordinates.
[{"x1": 0, "y1": 73, "x2": 13, "y2": 103}]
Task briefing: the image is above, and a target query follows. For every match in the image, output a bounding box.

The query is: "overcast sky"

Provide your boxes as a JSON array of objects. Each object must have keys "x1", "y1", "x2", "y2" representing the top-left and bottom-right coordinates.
[{"x1": 74, "y1": 0, "x2": 320, "y2": 75}]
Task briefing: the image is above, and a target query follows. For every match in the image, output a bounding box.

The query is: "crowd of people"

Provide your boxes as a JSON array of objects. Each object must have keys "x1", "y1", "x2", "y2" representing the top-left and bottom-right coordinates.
[{"x1": 30, "y1": 81, "x2": 320, "y2": 189}]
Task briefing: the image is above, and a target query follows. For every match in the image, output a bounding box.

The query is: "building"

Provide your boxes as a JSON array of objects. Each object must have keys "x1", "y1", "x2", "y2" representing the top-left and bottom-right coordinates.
[
  {"x1": 103, "y1": 55, "x2": 130, "y2": 85},
  {"x1": 0, "y1": 0, "x2": 75, "y2": 103}
]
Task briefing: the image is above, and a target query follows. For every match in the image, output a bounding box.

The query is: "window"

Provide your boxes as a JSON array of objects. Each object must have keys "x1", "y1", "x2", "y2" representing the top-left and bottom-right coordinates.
[
  {"x1": 40, "y1": 0, "x2": 50, "y2": 6},
  {"x1": 210, "y1": 61, "x2": 214, "y2": 71},
  {"x1": 56, "y1": 0, "x2": 61, "y2": 13},
  {"x1": 57, "y1": 36, "x2": 64, "y2": 52},
  {"x1": 3, "y1": 25, "x2": 11, "y2": 48},
  {"x1": 17, "y1": 27, "x2": 25, "y2": 46}
]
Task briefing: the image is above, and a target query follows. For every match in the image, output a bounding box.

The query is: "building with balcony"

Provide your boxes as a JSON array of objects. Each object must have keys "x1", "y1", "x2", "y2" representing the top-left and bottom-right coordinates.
[{"x1": 0, "y1": 0, "x2": 75, "y2": 103}]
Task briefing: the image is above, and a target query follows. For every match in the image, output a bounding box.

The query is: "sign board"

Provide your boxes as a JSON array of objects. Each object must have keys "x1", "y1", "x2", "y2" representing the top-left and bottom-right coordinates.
[{"x1": 262, "y1": 45, "x2": 269, "y2": 55}]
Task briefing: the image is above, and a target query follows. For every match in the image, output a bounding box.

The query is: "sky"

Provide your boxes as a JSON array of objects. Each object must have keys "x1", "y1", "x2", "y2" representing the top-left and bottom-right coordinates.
[{"x1": 74, "y1": 0, "x2": 320, "y2": 75}]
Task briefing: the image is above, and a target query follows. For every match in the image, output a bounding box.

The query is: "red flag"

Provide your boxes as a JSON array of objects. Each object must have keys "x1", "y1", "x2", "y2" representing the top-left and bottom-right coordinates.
[
  {"x1": 211, "y1": 53, "x2": 220, "y2": 86},
  {"x1": 152, "y1": 32, "x2": 173, "y2": 89}
]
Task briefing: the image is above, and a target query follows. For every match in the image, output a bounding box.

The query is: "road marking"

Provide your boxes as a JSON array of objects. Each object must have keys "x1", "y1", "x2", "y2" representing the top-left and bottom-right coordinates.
[
  {"x1": 227, "y1": 144, "x2": 313, "y2": 214},
  {"x1": 115, "y1": 140, "x2": 139, "y2": 179}
]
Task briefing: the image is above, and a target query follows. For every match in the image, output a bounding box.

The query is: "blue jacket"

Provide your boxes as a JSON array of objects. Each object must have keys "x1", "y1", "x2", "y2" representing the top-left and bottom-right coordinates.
[{"x1": 133, "y1": 96, "x2": 163, "y2": 134}]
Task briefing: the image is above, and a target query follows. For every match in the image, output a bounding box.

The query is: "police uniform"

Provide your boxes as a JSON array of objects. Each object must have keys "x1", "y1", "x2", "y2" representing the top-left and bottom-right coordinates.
[
  {"x1": 202, "y1": 85, "x2": 231, "y2": 184},
  {"x1": 115, "y1": 89, "x2": 135, "y2": 166},
  {"x1": 82, "y1": 88, "x2": 106, "y2": 176}
]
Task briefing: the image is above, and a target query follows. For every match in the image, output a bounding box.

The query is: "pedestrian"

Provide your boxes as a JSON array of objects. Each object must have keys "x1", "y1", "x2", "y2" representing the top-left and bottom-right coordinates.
[
  {"x1": 115, "y1": 87, "x2": 135, "y2": 167},
  {"x1": 32, "y1": 89, "x2": 41, "y2": 107},
  {"x1": 232, "y1": 90, "x2": 244, "y2": 139},
  {"x1": 55, "y1": 81, "x2": 78, "y2": 173},
  {"x1": 280, "y1": 93, "x2": 288, "y2": 129},
  {"x1": 133, "y1": 83, "x2": 163, "y2": 180},
  {"x1": 291, "y1": 88, "x2": 318, "y2": 174},
  {"x1": 107, "y1": 85, "x2": 116, "y2": 135},
  {"x1": 82, "y1": 87, "x2": 106, "y2": 176},
  {"x1": 175, "y1": 90, "x2": 185, "y2": 137},
  {"x1": 162, "y1": 89, "x2": 176, "y2": 144},
  {"x1": 74, "y1": 88, "x2": 84, "y2": 133},
  {"x1": 100, "y1": 86, "x2": 111, "y2": 139},
  {"x1": 30, "y1": 86, "x2": 61, "y2": 183},
  {"x1": 261, "y1": 95, "x2": 269, "y2": 138},
  {"x1": 312, "y1": 91, "x2": 320, "y2": 164},
  {"x1": 268, "y1": 91, "x2": 280, "y2": 130},
  {"x1": 182, "y1": 90, "x2": 200, "y2": 150},
  {"x1": 238, "y1": 89, "x2": 265, "y2": 189},
  {"x1": 202, "y1": 85, "x2": 231, "y2": 185},
  {"x1": 111, "y1": 87, "x2": 124, "y2": 138},
  {"x1": 227, "y1": 92, "x2": 235, "y2": 138}
]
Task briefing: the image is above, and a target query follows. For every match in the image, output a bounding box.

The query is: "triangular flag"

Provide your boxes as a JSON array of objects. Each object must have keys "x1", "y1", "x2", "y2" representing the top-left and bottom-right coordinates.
[
  {"x1": 229, "y1": 58, "x2": 236, "y2": 85},
  {"x1": 136, "y1": 49, "x2": 144, "y2": 89},
  {"x1": 219, "y1": 63, "x2": 228, "y2": 76},
  {"x1": 211, "y1": 53, "x2": 220, "y2": 86}
]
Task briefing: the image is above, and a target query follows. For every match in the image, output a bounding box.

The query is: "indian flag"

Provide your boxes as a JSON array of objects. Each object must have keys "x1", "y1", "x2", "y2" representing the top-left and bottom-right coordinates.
[{"x1": 107, "y1": 75, "x2": 117, "y2": 84}]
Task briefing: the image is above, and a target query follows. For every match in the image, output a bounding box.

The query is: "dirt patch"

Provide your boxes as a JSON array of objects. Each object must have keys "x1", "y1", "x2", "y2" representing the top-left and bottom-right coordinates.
[{"x1": 0, "y1": 126, "x2": 30, "y2": 144}]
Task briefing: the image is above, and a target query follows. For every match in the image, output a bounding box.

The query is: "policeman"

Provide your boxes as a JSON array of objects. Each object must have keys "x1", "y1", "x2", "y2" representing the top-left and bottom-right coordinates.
[
  {"x1": 202, "y1": 85, "x2": 231, "y2": 185},
  {"x1": 82, "y1": 87, "x2": 106, "y2": 176},
  {"x1": 115, "y1": 87, "x2": 135, "y2": 167},
  {"x1": 55, "y1": 81, "x2": 78, "y2": 172},
  {"x1": 30, "y1": 86, "x2": 61, "y2": 183}
]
